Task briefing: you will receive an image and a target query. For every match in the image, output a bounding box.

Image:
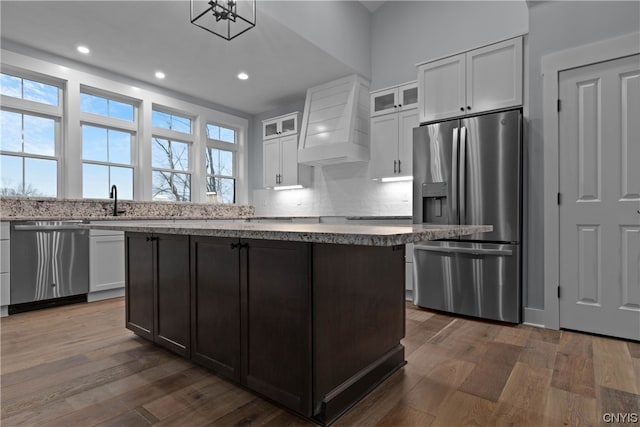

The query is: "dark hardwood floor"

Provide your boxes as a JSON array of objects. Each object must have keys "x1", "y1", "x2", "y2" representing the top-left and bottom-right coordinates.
[{"x1": 1, "y1": 297, "x2": 638, "y2": 426}]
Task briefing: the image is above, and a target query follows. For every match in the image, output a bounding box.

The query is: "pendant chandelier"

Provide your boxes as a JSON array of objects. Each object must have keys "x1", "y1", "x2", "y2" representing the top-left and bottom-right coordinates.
[{"x1": 190, "y1": 0, "x2": 256, "y2": 41}]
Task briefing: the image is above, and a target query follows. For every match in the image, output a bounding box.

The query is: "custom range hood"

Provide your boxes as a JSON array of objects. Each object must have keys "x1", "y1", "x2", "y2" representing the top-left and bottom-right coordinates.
[{"x1": 298, "y1": 75, "x2": 370, "y2": 166}]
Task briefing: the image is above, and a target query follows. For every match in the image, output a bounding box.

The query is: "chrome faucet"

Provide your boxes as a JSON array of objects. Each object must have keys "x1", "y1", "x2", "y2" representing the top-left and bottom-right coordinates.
[{"x1": 109, "y1": 185, "x2": 123, "y2": 216}]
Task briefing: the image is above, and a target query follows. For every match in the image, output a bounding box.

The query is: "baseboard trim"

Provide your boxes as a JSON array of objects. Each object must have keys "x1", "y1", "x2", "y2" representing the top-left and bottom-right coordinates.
[{"x1": 87, "y1": 287, "x2": 125, "y2": 302}]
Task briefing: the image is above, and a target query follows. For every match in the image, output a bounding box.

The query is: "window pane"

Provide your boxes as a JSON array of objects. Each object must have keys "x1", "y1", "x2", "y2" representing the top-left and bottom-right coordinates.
[
  {"x1": 152, "y1": 138, "x2": 189, "y2": 171},
  {"x1": 23, "y1": 79, "x2": 58, "y2": 106},
  {"x1": 207, "y1": 177, "x2": 235, "y2": 204},
  {"x1": 108, "y1": 129, "x2": 131, "y2": 164},
  {"x1": 23, "y1": 115, "x2": 55, "y2": 156},
  {"x1": 206, "y1": 148, "x2": 233, "y2": 177},
  {"x1": 80, "y1": 93, "x2": 108, "y2": 116},
  {"x1": 0, "y1": 74, "x2": 22, "y2": 98},
  {"x1": 152, "y1": 109, "x2": 191, "y2": 134},
  {"x1": 110, "y1": 166, "x2": 133, "y2": 200},
  {"x1": 152, "y1": 110, "x2": 171, "y2": 129},
  {"x1": 82, "y1": 125, "x2": 108, "y2": 162},
  {"x1": 152, "y1": 171, "x2": 190, "y2": 201},
  {"x1": 170, "y1": 115, "x2": 191, "y2": 134},
  {"x1": 24, "y1": 157, "x2": 57, "y2": 197},
  {"x1": 109, "y1": 100, "x2": 134, "y2": 122},
  {"x1": 83, "y1": 163, "x2": 109, "y2": 198},
  {"x1": 206, "y1": 124, "x2": 220, "y2": 140},
  {"x1": 1, "y1": 154, "x2": 23, "y2": 195},
  {"x1": 219, "y1": 127, "x2": 235, "y2": 143},
  {"x1": 0, "y1": 110, "x2": 22, "y2": 152}
]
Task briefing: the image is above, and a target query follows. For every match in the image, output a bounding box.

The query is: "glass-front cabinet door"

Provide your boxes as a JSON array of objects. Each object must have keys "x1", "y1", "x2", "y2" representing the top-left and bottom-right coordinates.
[
  {"x1": 262, "y1": 112, "x2": 299, "y2": 140},
  {"x1": 370, "y1": 88, "x2": 398, "y2": 117},
  {"x1": 398, "y1": 82, "x2": 418, "y2": 111}
]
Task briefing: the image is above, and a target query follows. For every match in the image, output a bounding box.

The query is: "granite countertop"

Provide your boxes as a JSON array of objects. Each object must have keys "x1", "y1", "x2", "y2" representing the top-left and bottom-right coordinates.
[{"x1": 84, "y1": 221, "x2": 492, "y2": 246}]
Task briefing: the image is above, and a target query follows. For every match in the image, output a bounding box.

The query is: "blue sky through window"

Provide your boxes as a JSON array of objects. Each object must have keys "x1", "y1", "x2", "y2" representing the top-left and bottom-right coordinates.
[{"x1": 1, "y1": 73, "x2": 58, "y2": 106}]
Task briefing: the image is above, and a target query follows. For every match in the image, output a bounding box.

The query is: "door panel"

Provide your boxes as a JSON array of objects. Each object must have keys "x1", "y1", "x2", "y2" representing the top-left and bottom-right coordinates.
[
  {"x1": 280, "y1": 135, "x2": 299, "y2": 186},
  {"x1": 371, "y1": 114, "x2": 399, "y2": 178},
  {"x1": 460, "y1": 110, "x2": 522, "y2": 243},
  {"x1": 412, "y1": 120, "x2": 458, "y2": 225},
  {"x1": 413, "y1": 241, "x2": 521, "y2": 323},
  {"x1": 559, "y1": 54, "x2": 640, "y2": 341},
  {"x1": 418, "y1": 54, "x2": 466, "y2": 123},
  {"x1": 125, "y1": 233, "x2": 154, "y2": 340},
  {"x1": 398, "y1": 109, "x2": 418, "y2": 177},
  {"x1": 263, "y1": 140, "x2": 280, "y2": 187}
]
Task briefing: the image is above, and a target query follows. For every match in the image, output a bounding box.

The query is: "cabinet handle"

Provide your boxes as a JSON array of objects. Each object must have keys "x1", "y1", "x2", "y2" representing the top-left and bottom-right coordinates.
[
  {"x1": 467, "y1": 106, "x2": 471, "y2": 110},
  {"x1": 398, "y1": 160, "x2": 401, "y2": 173},
  {"x1": 393, "y1": 160, "x2": 397, "y2": 173},
  {"x1": 460, "y1": 107, "x2": 464, "y2": 112},
  {"x1": 230, "y1": 242, "x2": 240, "y2": 249},
  {"x1": 398, "y1": 104, "x2": 402, "y2": 107}
]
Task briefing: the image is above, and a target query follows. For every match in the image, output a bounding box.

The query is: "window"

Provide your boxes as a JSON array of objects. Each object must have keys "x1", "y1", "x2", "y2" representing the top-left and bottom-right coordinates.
[
  {"x1": 80, "y1": 89, "x2": 136, "y2": 199},
  {"x1": 80, "y1": 92, "x2": 134, "y2": 121},
  {"x1": 152, "y1": 109, "x2": 192, "y2": 134},
  {"x1": 205, "y1": 124, "x2": 237, "y2": 204},
  {"x1": 1, "y1": 72, "x2": 59, "y2": 106},
  {"x1": 81, "y1": 125, "x2": 134, "y2": 199},
  {"x1": 0, "y1": 72, "x2": 61, "y2": 197},
  {"x1": 152, "y1": 137, "x2": 190, "y2": 201}
]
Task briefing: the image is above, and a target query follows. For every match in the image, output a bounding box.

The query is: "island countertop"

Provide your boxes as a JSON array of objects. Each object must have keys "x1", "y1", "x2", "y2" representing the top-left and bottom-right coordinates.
[{"x1": 84, "y1": 221, "x2": 492, "y2": 246}]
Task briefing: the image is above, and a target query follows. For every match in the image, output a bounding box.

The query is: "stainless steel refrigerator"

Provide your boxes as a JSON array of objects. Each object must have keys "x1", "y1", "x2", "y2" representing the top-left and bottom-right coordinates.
[{"x1": 412, "y1": 109, "x2": 522, "y2": 323}]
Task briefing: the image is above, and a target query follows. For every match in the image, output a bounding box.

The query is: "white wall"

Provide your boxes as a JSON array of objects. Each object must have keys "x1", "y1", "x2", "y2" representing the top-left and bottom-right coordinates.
[
  {"x1": 526, "y1": 1, "x2": 640, "y2": 311},
  {"x1": 260, "y1": 1, "x2": 372, "y2": 80},
  {"x1": 371, "y1": 1, "x2": 528, "y2": 90}
]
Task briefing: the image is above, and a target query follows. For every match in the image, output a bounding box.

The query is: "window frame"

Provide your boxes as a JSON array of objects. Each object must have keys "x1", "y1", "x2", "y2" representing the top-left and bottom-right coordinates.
[
  {"x1": 79, "y1": 87, "x2": 138, "y2": 200},
  {"x1": 150, "y1": 104, "x2": 195, "y2": 202},
  {"x1": 0, "y1": 68, "x2": 63, "y2": 198},
  {"x1": 205, "y1": 122, "x2": 238, "y2": 204}
]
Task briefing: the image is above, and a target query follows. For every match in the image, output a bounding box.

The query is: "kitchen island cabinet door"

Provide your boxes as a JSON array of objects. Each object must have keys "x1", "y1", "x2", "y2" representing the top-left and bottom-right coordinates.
[
  {"x1": 243, "y1": 239, "x2": 312, "y2": 417},
  {"x1": 190, "y1": 236, "x2": 240, "y2": 381},
  {"x1": 155, "y1": 234, "x2": 190, "y2": 357},
  {"x1": 125, "y1": 233, "x2": 154, "y2": 340}
]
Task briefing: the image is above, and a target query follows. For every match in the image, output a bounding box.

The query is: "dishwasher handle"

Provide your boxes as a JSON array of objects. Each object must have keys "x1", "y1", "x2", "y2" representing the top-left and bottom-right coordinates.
[
  {"x1": 12, "y1": 225, "x2": 87, "y2": 232},
  {"x1": 414, "y1": 244, "x2": 513, "y2": 256}
]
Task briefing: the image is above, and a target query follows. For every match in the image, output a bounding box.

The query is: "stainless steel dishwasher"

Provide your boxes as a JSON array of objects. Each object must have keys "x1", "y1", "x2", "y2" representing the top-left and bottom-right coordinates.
[{"x1": 10, "y1": 221, "x2": 89, "y2": 313}]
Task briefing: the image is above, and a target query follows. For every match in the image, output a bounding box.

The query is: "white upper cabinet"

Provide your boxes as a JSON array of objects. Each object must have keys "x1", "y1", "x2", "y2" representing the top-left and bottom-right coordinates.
[
  {"x1": 262, "y1": 112, "x2": 299, "y2": 140},
  {"x1": 370, "y1": 82, "x2": 419, "y2": 179},
  {"x1": 262, "y1": 112, "x2": 312, "y2": 189},
  {"x1": 371, "y1": 82, "x2": 418, "y2": 117},
  {"x1": 417, "y1": 37, "x2": 523, "y2": 123}
]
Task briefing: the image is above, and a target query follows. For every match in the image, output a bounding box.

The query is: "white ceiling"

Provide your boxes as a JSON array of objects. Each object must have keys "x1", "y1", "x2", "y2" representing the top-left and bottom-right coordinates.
[{"x1": 0, "y1": 1, "x2": 363, "y2": 116}]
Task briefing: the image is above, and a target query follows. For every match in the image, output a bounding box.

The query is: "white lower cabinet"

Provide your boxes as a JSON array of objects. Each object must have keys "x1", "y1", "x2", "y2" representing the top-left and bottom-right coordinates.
[{"x1": 89, "y1": 230, "x2": 125, "y2": 300}]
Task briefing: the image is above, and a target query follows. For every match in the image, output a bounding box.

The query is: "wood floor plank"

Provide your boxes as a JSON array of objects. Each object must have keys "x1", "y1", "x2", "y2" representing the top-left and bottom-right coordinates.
[
  {"x1": 374, "y1": 402, "x2": 434, "y2": 427},
  {"x1": 429, "y1": 391, "x2": 497, "y2": 427},
  {"x1": 543, "y1": 387, "x2": 597, "y2": 427},
  {"x1": 2, "y1": 298, "x2": 639, "y2": 427},
  {"x1": 551, "y1": 352, "x2": 596, "y2": 398},
  {"x1": 592, "y1": 336, "x2": 638, "y2": 394}
]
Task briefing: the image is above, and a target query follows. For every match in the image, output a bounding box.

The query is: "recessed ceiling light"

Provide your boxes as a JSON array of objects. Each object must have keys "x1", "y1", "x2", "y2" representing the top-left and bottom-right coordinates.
[
  {"x1": 155, "y1": 71, "x2": 166, "y2": 79},
  {"x1": 77, "y1": 46, "x2": 90, "y2": 54},
  {"x1": 237, "y1": 72, "x2": 249, "y2": 80}
]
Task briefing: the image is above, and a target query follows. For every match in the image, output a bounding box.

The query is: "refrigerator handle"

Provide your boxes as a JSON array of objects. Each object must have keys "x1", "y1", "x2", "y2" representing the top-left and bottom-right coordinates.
[
  {"x1": 452, "y1": 127, "x2": 459, "y2": 219},
  {"x1": 459, "y1": 126, "x2": 467, "y2": 224}
]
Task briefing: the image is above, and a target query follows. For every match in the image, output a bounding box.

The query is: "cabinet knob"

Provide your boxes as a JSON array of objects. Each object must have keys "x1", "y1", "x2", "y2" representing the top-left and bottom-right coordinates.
[
  {"x1": 460, "y1": 107, "x2": 464, "y2": 111},
  {"x1": 394, "y1": 105, "x2": 398, "y2": 108},
  {"x1": 467, "y1": 106, "x2": 471, "y2": 110},
  {"x1": 398, "y1": 104, "x2": 402, "y2": 107}
]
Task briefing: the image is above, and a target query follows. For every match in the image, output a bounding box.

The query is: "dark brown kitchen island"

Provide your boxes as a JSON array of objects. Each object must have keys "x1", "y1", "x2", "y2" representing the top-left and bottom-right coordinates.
[{"x1": 86, "y1": 221, "x2": 490, "y2": 425}]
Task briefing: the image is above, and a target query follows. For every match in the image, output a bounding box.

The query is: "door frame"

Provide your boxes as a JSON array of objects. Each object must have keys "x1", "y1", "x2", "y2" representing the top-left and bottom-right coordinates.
[{"x1": 541, "y1": 32, "x2": 640, "y2": 329}]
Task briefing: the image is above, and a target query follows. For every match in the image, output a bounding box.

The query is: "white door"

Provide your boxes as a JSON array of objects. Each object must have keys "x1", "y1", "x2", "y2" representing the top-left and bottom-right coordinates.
[
  {"x1": 370, "y1": 114, "x2": 398, "y2": 178},
  {"x1": 263, "y1": 139, "x2": 280, "y2": 187},
  {"x1": 279, "y1": 135, "x2": 299, "y2": 186},
  {"x1": 559, "y1": 54, "x2": 640, "y2": 341}
]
